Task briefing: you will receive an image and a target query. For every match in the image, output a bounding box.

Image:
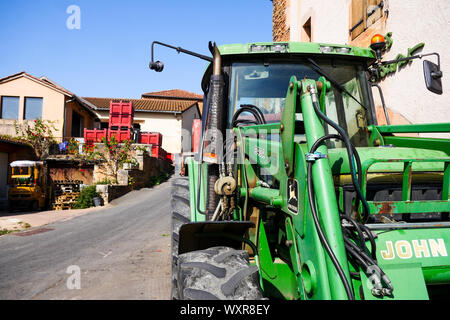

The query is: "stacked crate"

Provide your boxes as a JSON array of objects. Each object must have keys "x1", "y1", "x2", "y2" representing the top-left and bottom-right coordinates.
[
  {"x1": 138, "y1": 131, "x2": 169, "y2": 160},
  {"x1": 108, "y1": 101, "x2": 134, "y2": 142},
  {"x1": 84, "y1": 128, "x2": 108, "y2": 143},
  {"x1": 140, "y1": 132, "x2": 162, "y2": 145}
]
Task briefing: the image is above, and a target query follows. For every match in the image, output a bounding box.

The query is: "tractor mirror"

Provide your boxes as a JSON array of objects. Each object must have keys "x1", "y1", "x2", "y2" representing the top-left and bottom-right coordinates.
[
  {"x1": 149, "y1": 60, "x2": 164, "y2": 72},
  {"x1": 423, "y1": 60, "x2": 443, "y2": 94}
]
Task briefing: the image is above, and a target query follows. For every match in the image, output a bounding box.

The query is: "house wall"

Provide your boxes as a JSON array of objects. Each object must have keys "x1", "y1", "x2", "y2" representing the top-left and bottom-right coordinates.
[
  {"x1": 0, "y1": 76, "x2": 66, "y2": 137},
  {"x1": 64, "y1": 100, "x2": 95, "y2": 138},
  {"x1": 135, "y1": 112, "x2": 182, "y2": 154},
  {"x1": 276, "y1": 0, "x2": 450, "y2": 137},
  {"x1": 93, "y1": 110, "x2": 182, "y2": 154}
]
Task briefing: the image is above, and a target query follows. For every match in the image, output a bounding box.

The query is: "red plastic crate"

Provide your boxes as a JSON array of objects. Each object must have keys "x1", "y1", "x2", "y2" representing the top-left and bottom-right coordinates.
[
  {"x1": 151, "y1": 145, "x2": 160, "y2": 158},
  {"x1": 140, "y1": 132, "x2": 162, "y2": 146},
  {"x1": 166, "y1": 153, "x2": 174, "y2": 163},
  {"x1": 151, "y1": 145, "x2": 167, "y2": 159},
  {"x1": 84, "y1": 128, "x2": 108, "y2": 143},
  {"x1": 109, "y1": 101, "x2": 134, "y2": 115},
  {"x1": 109, "y1": 113, "x2": 133, "y2": 129},
  {"x1": 108, "y1": 129, "x2": 132, "y2": 143},
  {"x1": 161, "y1": 148, "x2": 167, "y2": 160}
]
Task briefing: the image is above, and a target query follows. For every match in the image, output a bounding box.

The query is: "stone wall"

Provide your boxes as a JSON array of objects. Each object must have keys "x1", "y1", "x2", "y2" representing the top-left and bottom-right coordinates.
[
  {"x1": 94, "y1": 145, "x2": 173, "y2": 204},
  {"x1": 95, "y1": 184, "x2": 131, "y2": 204},
  {"x1": 273, "y1": 0, "x2": 290, "y2": 42}
]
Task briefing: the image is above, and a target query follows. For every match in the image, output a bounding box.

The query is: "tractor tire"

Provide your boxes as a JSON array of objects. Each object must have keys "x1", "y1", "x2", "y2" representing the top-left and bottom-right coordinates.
[
  {"x1": 170, "y1": 176, "x2": 191, "y2": 299},
  {"x1": 176, "y1": 246, "x2": 264, "y2": 300}
]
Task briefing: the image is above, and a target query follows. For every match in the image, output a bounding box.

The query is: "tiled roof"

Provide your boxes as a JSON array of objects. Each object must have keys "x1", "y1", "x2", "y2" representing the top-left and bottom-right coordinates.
[
  {"x1": 0, "y1": 71, "x2": 74, "y2": 97},
  {"x1": 142, "y1": 89, "x2": 203, "y2": 100},
  {"x1": 0, "y1": 135, "x2": 31, "y2": 147},
  {"x1": 83, "y1": 97, "x2": 197, "y2": 113}
]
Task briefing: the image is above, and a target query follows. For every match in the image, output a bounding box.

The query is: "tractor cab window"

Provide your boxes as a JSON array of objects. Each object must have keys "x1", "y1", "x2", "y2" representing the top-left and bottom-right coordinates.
[{"x1": 229, "y1": 60, "x2": 372, "y2": 147}]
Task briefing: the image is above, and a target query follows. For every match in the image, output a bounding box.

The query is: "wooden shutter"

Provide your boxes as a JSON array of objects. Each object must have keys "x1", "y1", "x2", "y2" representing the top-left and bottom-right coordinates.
[
  {"x1": 366, "y1": 0, "x2": 383, "y2": 28},
  {"x1": 351, "y1": 0, "x2": 365, "y2": 40}
]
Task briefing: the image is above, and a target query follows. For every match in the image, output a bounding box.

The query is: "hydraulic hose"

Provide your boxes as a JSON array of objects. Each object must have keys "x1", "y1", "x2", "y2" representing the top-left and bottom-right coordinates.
[
  {"x1": 231, "y1": 105, "x2": 266, "y2": 127},
  {"x1": 307, "y1": 134, "x2": 355, "y2": 300},
  {"x1": 309, "y1": 86, "x2": 370, "y2": 222},
  {"x1": 307, "y1": 132, "x2": 371, "y2": 258},
  {"x1": 307, "y1": 86, "x2": 392, "y2": 297}
]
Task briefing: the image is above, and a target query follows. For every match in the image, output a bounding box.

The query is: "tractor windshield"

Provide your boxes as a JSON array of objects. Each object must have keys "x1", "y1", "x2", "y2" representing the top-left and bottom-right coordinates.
[
  {"x1": 229, "y1": 59, "x2": 373, "y2": 147},
  {"x1": 11, "y1": 166, "x2": 33, "y2": 186}
]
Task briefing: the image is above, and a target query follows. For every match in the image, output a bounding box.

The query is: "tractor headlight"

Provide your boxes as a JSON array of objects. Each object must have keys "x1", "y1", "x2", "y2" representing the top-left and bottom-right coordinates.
[
  {"x1": 250, "y1": 45, "x2": 267, "y2": 53},
  {"x1": 271, "y1": 44, "x2": 288, "y2": 53},
  {"x1": 336, "y1": 47, "x2": 351, "y2": 54},
  {"x1": 319, "y1": 46, "x2": 334, "y2": 53}
]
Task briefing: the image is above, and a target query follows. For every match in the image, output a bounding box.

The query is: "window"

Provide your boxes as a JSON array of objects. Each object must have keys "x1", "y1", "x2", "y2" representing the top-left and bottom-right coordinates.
[
  {"x1": 1, "y1": 96, "x2": 20, "y2": 119},
  {"x1": 71, "y1": 110, "x2": 84, "y2": 137},
  {"x1": 350, "y1": 0, "x2": 384, "y2": 40},
  {"x1": 302, "y1": 17, "x2": 312, "y2": 42},
  {"x1": 229, "y1": 59, "x2": 373, "y2": 147},
  {"x1": 24, "y1": 97, "x2": 43, "y2": 120}
]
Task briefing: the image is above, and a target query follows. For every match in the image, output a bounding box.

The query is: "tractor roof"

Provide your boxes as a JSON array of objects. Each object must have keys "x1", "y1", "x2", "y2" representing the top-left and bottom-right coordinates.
[{"x1": 218, "y1": 41, "x2": 376, "y2": 61}]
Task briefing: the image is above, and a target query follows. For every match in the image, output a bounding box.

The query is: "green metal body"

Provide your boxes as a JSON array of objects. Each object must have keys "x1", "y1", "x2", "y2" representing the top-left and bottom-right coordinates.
[{"x1": 184, "y1": 41, "x2": 450, "y2": 300}]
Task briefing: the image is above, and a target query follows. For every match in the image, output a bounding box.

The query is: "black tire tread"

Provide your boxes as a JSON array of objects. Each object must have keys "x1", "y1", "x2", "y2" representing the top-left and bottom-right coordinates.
[
  {"x1": 177, "y1": 246, "x2": 264, "y2": 300},
  {"x1": 171, "y1": 177, "x2": 191, "y2": 300}
]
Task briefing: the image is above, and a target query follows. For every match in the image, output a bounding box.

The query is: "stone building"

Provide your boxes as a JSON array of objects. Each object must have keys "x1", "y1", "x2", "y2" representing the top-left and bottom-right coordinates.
[{"x1": 272, "y1": 0, "x2": 450, "y2": 135}]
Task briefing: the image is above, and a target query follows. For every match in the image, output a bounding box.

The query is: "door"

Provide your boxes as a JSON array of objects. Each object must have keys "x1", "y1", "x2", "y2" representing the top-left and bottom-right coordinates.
[{"x1": 0, "y1": 152, "x2": 8, "y2": 200}]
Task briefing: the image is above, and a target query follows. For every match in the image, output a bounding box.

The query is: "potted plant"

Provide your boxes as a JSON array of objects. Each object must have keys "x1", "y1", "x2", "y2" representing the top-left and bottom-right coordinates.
[{"x1": 122, "y1": 158, "x2": 138, "y2": 170}]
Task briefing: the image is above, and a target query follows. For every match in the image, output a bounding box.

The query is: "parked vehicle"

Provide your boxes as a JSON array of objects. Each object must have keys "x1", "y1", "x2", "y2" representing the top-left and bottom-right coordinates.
[
  {"x1": 150, "y1": 36, "x2": 449, "y2": 300},
  {"x1": 8, "y1": 160, "x2": 49, "y2": 211}
]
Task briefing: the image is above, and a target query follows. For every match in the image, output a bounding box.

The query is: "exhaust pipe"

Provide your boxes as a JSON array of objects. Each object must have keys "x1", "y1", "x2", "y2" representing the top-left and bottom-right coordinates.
[{"x1": 204, "y1": 43, "x2": 224, "y2": 219}]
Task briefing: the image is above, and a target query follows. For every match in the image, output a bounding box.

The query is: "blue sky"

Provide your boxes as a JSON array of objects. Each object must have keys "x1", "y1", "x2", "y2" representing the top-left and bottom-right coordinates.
[{"x1": 0, "y1": 0, "x2": 273, "y2": 98}]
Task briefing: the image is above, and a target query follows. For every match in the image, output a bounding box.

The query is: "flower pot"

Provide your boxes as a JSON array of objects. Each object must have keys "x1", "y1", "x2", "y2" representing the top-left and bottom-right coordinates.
[{"x1": 93, "y1": 196, "x2": 102, "y2": 207}]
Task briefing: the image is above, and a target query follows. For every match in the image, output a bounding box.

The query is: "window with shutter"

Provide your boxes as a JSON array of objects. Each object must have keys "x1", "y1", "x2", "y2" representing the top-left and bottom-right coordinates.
[{"x1": 350, "y1": 0, "x2": 384, "y2": 40}]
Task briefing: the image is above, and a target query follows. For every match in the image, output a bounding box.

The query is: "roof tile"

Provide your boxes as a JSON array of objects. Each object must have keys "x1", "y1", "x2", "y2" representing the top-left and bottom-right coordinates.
[
  {"x1": 142, "y1": 89, "x2": 203, "y2": 100},
  {"x1": 83, "y1": 97, "x2": 197, "y2": 113}
]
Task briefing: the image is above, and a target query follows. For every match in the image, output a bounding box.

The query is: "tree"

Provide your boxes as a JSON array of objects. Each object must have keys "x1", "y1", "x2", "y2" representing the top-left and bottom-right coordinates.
[
  {"x1": 84, "y1": 136, "x2": 136, "y2": 184},
  {"x1": 14, "y1": 119, "x2": 57, "y2": 160}
]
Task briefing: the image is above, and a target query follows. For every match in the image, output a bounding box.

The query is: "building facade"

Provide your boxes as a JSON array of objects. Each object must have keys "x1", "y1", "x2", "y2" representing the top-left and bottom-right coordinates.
[
  {"x1": 0, "y1": 71, "x2": 98, "y2": 139},
  {"x1": 273, "y1": 0, "x2": 450, "y2": 134},
  {"x1": 82, "y1": 89, "x2": 202, "y2": 154}
]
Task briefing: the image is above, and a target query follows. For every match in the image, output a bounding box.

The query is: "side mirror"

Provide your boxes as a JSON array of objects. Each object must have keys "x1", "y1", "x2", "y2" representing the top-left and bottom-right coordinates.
[
  {"x1": 423, "y1": 60, "x2": 443, "y2": 94},
  {"x1": 149, "y1": 60, "x2": 164, "y2": 72}
]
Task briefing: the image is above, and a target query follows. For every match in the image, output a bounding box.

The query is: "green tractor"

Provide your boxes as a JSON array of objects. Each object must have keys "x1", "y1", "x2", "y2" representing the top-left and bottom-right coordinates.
[{"x1": 149, "y1": 36, "x2": 450, "y2": 300}]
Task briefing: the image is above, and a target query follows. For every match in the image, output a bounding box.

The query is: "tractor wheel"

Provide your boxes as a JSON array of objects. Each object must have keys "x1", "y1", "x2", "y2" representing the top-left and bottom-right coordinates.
[
  {"x1": 170, "y1": 177, "x2": 191, "y2": 299},
  {"x1": 176, "y1": 246, "x2": 264, "y2": 300}
]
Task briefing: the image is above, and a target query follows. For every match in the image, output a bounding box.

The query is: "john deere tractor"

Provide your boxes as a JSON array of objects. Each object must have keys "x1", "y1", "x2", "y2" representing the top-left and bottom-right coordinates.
[{"x1": 149, "y1": 36, "x2": 450, "y2": 300}]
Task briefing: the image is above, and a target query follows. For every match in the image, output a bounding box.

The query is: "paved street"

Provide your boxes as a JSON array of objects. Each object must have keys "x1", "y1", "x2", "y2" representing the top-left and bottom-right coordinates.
[{"x1": 0, "y1": 179, "x2": 173, "y2": 300}]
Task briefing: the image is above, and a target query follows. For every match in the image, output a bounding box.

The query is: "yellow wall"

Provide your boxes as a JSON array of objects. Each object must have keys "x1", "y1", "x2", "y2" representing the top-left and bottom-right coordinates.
[{"x1": 0, "y1": 76, "x2": 65, "y2": 137}]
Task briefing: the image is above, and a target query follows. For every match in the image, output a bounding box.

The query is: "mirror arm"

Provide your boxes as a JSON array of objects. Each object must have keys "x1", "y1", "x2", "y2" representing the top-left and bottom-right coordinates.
[
  {"x1": 150, "y1": 41, "x2": 213, "y2": 65},
  {"x1": 381, "y1": 52, "x2": 442, "y2": 77}
]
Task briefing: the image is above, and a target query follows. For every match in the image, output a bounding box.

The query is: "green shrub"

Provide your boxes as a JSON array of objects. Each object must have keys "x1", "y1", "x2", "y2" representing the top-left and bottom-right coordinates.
[
  {"x1": 146, "y1": 171, "x2": 170, "y2": 188},
  {"x1": 73, "y1": 185, "x2": 100, "y2": 209}
]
